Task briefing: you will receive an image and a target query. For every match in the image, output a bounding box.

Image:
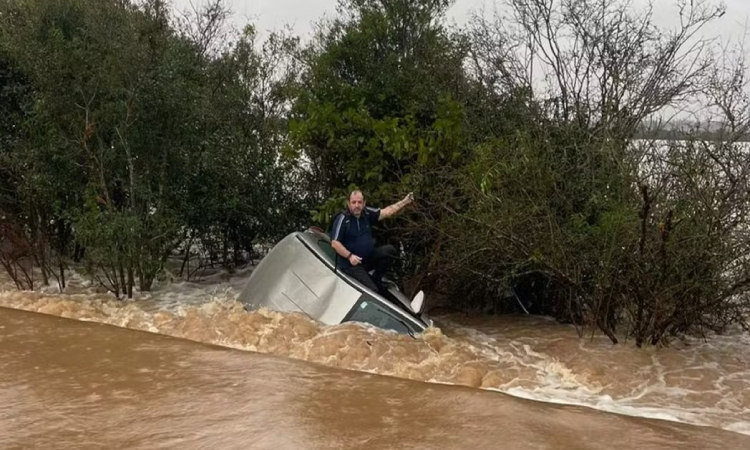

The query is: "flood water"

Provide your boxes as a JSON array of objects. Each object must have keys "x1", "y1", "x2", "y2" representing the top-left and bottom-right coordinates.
[{"x1": 1, "y1": 268, "x2": 749, "y2": 448}]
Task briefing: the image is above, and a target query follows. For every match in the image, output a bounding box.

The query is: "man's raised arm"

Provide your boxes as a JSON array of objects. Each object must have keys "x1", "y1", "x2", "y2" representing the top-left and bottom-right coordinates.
[{"x1": 378, "y1": 192, "x2": 414, "y2": 220}]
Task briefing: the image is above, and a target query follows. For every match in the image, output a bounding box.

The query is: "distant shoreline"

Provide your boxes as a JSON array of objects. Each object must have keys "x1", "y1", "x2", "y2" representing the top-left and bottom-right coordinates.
[{"x1": 634, "y1": 130, "x2": 750, "y2": 142}]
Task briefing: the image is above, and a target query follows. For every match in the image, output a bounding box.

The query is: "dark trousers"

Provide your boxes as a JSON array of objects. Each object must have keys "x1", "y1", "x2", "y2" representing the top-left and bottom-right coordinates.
[{"x1": 342, "y1": 244, "x2": 397, "y2": 296}]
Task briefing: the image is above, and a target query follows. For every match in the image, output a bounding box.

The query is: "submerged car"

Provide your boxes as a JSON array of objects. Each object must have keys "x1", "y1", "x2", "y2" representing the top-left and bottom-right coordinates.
[{"x1": 238, "y1": 227, "x2": 431, "y2": 335}]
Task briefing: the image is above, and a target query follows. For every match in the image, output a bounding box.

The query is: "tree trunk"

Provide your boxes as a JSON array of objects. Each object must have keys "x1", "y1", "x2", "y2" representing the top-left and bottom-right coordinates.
[
  {"x1": 222, "y1": 231, "x2": 229, "y2": 269},
  {"x1": 103, "y1": 264, "x2": 120, "y2": 299},
  {"x1": 118, "y1": 256, "x2": 127, "y2": 299},
  {"x1": 140, "y1": 273, "x2": 154, "y2": 292},
  {"x1": 58, "y1": 256, "x2": 66, "y2": 291},
  {"x1": 179, "y1": 237, "x2": 193, "y2": 278},
  {"x1": 127, "y1": 264, "x2": 134, "y2": 298},
  {"x1": 233, "y1": 240, "x2": 241, "y2": 268},
  {"x1": 33, "y1": 248, "x2": 49, "y2": 287}
]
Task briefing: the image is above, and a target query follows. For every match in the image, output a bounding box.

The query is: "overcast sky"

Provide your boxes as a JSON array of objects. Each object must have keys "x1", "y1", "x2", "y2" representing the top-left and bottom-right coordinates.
[{"x1": 173, "y1": 0, "x2": 750, "y2": 43}]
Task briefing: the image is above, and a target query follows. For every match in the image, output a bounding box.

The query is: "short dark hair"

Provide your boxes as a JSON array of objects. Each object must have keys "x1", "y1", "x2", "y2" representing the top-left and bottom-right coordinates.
[{"x1": 348, "y1": 189, "x2": 365, "y2": 201}]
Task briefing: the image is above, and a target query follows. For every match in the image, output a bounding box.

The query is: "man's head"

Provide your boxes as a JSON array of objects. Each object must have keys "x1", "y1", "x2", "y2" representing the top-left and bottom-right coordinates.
[{"x1": 347, "y1": 190, "x2": 365, "y2": 217}]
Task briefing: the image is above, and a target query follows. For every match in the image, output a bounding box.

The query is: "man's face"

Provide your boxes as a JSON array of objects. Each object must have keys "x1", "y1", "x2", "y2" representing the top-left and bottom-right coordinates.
[{"x1": 348, "y1": 193, "x2": 365, "y2": 216}]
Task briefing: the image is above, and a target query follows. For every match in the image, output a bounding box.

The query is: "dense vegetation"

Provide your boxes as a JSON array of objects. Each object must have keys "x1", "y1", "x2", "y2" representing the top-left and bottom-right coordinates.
[{"x1": 1, "y1": 0, "x2": 749, "y2": 346}]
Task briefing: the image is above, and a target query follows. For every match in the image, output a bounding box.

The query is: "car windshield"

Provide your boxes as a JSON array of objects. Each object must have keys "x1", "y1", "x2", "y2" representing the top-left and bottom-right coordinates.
[
  {"x1": 346, "y1": 299, "x2": 413, "y2": 334},
  {"x1": 316, "y1": 238, "x2": 336, "y2": 264}
]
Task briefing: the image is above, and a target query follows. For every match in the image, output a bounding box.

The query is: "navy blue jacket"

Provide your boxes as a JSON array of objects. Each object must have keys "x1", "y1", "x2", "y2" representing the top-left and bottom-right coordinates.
[{"x1": 331, "y1": 207, "x2": 381, "y2": 269}]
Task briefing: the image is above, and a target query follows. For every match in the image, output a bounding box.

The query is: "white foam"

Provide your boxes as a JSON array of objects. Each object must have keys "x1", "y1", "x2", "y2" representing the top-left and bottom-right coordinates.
[{"x1": 2, "y1": 266, "x2": 749, "y2": 437}]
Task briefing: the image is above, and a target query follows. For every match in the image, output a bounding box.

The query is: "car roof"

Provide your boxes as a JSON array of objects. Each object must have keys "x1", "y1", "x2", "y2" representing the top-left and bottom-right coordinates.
[{"x1": 294, "y1": 228, "x2": 428, "y2": 328}]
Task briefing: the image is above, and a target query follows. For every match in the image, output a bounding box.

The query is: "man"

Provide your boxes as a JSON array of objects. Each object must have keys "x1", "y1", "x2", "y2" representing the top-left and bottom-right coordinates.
[{"x1": 330, "y1": 190, "x2": 414, "y2": 297}]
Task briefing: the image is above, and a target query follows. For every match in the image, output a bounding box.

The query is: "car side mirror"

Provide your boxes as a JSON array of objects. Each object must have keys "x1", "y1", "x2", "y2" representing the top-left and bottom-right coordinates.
[{"x1": 411, "y1": 290, "x2": 425, "y2": 315}]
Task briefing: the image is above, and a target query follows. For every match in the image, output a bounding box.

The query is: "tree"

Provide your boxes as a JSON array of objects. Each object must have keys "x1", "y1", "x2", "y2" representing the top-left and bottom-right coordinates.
[
  {"x1": 0, "y1": 0, "x2": 309, "y2": 295},
  {"x1": 290, "y1": 0, "x2": 468, "y2": 222},
  {"x1": 412, "y1": 0, "x2": 742, "y2": 345}
]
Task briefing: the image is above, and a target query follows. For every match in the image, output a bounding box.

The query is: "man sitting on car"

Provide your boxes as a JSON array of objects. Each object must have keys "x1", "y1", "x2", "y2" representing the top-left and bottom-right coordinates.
[{"x1": 330, "y1": 190, "x2": 414, "y2": 297}]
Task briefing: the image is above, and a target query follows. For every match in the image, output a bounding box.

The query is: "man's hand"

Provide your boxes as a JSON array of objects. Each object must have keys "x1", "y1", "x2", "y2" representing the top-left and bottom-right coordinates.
[
  {"x1": 379, "y1": 192, "x2": 416, "y2": 221},
  {"x1": 348, "y1": 254, "x2": 363, "y2": 266}
]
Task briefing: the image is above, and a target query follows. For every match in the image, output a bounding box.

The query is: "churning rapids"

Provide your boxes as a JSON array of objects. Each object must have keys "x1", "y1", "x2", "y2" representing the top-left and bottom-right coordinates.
[{"x1": 1, "y1": 267, "x2": 749, "y2": 449}]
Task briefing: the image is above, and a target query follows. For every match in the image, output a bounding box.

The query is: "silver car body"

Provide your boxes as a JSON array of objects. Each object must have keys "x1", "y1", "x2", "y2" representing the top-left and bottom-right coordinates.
[{"x1": 238, "y1": 228, "x2": 430, "y2": 335}]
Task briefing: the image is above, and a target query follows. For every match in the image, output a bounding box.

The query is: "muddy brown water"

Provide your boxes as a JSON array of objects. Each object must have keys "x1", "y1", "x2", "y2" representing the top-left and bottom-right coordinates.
[
  {"x1": 1, "y1": 269, "x2": 749, "y2": 448},
  {"x1": 2, "y1": 308, "x2": 749, "y2": 450}
]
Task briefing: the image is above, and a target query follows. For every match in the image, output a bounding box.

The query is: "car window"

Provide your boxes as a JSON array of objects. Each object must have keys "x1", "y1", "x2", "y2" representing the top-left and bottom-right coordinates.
[
  {"x1": 346, "y1": 299, "x2": 413, "y2": 334},
  {"x1": 316, "y1": 239, "x2": 336, "y2": 264}
]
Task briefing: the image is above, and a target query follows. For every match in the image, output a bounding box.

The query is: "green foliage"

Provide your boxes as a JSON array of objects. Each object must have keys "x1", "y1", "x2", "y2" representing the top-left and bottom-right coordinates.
[
  {"x1": 0, "y1": 0, "x2": 309, "y2": 295},
  {"x1": 290, "y1": 0, "x2": 468, "y2": 229}
]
